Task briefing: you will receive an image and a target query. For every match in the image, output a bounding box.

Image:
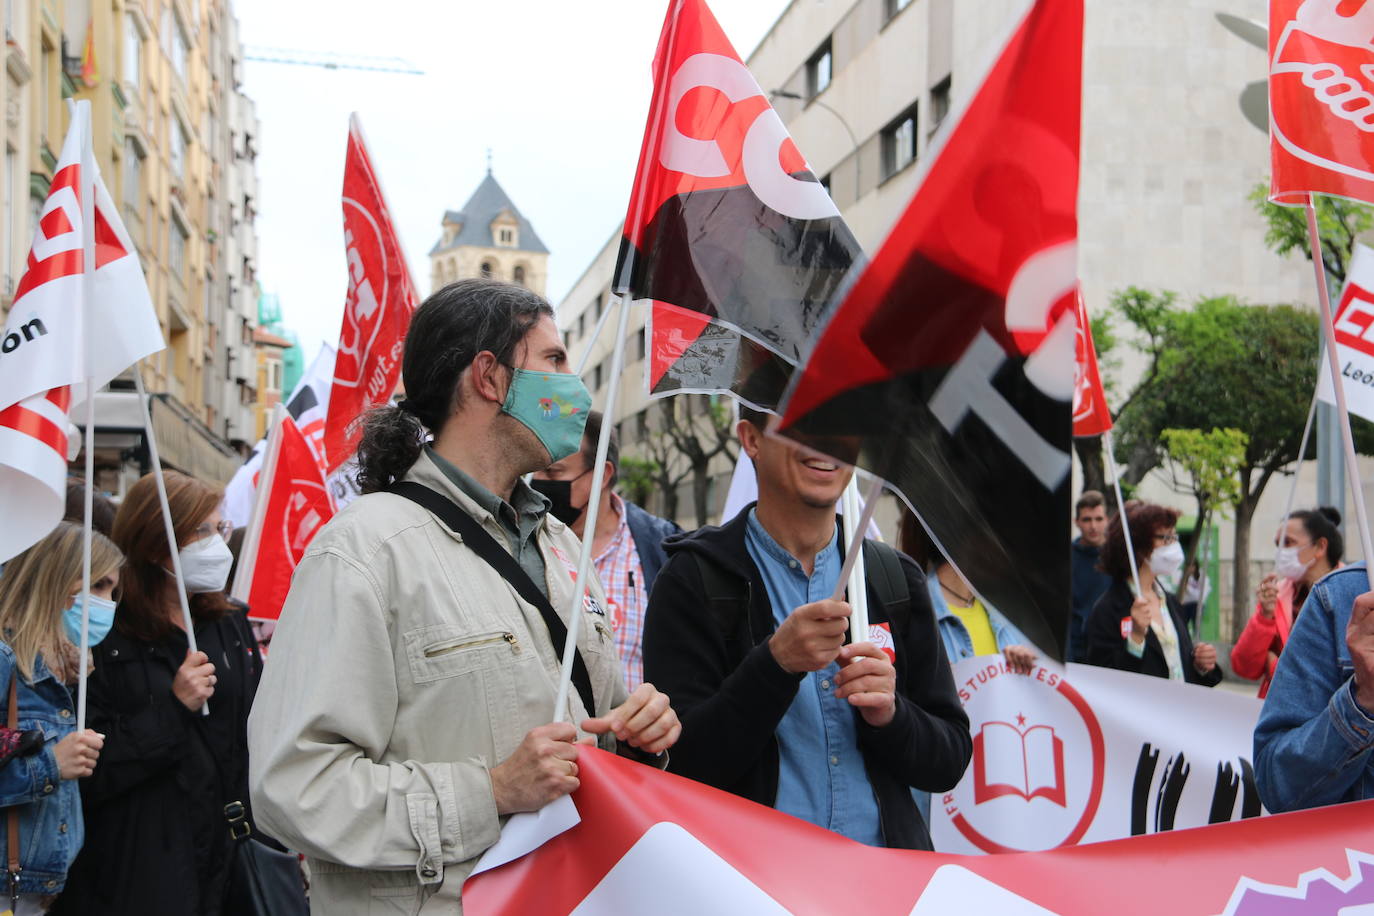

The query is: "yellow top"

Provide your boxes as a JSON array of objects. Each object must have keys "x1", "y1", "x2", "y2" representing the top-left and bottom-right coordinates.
[{"x1": 948, "y1": 599, "x2": 999, "y2": 657}]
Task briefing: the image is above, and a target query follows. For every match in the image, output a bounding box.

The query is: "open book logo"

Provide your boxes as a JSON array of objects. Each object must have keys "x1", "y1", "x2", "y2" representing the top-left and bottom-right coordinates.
[
  {"x1": 941, "y1": 661, "x2": 1105, "y2": 854},
  {"x1": 973, "y1": 718, "x2": 1067, "y2": 807}
]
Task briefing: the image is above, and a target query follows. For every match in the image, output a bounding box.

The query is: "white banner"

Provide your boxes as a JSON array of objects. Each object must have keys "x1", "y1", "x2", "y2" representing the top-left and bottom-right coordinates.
[
  {"x1": 929, "y1": 657, "x2": 1263, "y2": 854},
  {"x1": 1318, "y1": 242, "x2": 1374, "y2": 422}
]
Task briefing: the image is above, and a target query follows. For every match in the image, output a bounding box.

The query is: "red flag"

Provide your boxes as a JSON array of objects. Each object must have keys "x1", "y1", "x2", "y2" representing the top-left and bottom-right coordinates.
[
  {"x1": 1269, "y1": 1, "x2": 1374, "y2": 205},
  {"x1": 323, "y1": 115, "x2": 417, "y2": 473},
  {"x1": 613, "y1": 0, "x2": 862, "y2": 408},
  {"x1": 1072, "y1": 289, "x2": 1111, "y2": 437},
  {"x1": 777, "y1": 0, "x2": 1082, "y2": 660},
  {"x1": 241, "y1": 415, "x2": 334, "y2": 622},
  {"x1": 464, "y1": 748, "x2": 1374, "y2": 915}
]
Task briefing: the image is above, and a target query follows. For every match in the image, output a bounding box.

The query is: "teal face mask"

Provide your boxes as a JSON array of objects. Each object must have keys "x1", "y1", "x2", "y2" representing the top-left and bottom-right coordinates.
[{"x1": 501, "y1": 368, "x2": 593, "y2": 463}]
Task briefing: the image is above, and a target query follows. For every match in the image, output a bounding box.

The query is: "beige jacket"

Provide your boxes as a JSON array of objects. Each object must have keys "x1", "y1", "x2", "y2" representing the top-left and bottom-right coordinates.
[{"x1": 247, "y1": 452, "x2": 628, "y2": 914}]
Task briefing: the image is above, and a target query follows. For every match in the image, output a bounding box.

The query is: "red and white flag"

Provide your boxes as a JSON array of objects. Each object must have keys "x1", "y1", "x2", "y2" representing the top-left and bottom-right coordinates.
[
  {"x1": 1318, "y1": 241, "x2": 1374, "y2": 421},
  {"x1": 1269, "y1": 0, "x2": 1374, "y2": 205},
  {"x1": 0, "y1": 103, "x2": 163, "y2": 562},
  {"x1": 322, "y1": 115, "x2": 417, "y2": 473},
  {"x1": 1072, "y1": 288, "x2": 1111, "y2": 437},
  {"x1": 231, "y1": 413, "x2": 333, "y2": 622}
]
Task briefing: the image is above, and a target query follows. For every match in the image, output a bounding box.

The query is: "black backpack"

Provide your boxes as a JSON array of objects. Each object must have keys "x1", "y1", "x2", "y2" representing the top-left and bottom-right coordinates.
[{"x1": 691, "y1": 539, "x2": 912, "y2": 659}]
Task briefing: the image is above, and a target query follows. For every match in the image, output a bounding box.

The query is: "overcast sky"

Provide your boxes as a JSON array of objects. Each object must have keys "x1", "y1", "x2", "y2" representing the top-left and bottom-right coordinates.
[{"x1": 232, "y1": 0, "x2": 793, "y2": 359}]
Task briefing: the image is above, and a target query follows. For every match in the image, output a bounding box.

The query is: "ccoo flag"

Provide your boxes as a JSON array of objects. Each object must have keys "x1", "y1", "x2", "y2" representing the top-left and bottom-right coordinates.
[
  {"x1": 0, "y1": 103, "x2": 163, "y2": 563},
  {"x1": 1073, "y1": 289, "x2": 1112, "y2": 438},
  {"x1": 231, "y1": 413, "x2": 334, "y2": 622},
  {"x1": 1269, "y1": 0, "x2": 1374, "y2": 206},
  {"x1": 323, "y1": 115, "x2": 418, "y2": 473},
  {"x1": 1317, "y1": 241, "x2": 1374, "y2": 421},
  {"x1": 777, "y1": 0, "x2": 1083, "y2": 660},
  {"x1": 613, "y1": 0, "x2": 862, "y2": 409}
]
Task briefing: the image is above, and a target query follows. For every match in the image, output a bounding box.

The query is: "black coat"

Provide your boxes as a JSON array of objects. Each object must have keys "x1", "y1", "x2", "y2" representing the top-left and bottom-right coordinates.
[
  {"x1": 51, "y1": 608, "x2": 263, "y2": 916},
  {"x1": 642, "y1": 507, "x2": 971, "y2": 850},
  {"x1": 1085, "y1": 579, "x2": 1224, "y2": 687}
]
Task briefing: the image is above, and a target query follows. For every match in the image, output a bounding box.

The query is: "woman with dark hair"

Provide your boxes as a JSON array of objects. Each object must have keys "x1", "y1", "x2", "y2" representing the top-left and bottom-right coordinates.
[
  {"x1": 1232, "y1": 507, "x2": 1343, "y2": 698},
  {"x1": 1086, "y1": 502, "x2": 1223, "y2": 686},
  {"x1": 53, "y1": 471, "x2": 265, "y2": 916}
]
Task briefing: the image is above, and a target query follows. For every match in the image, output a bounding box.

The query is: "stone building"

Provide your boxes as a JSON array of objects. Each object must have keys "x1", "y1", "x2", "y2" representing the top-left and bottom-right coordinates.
[{"x1": 429, "y1": 169, "x2": 548, "y2": 296}]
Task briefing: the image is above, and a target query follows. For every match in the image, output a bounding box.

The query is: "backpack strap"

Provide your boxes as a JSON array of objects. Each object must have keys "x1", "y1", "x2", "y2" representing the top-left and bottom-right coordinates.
[
  {"x1": 7, "y1": 671, "x2": 19, "y2": 907},
  {"x1": 690, "y1": 553, "x2": 752, "y2": 662},
  {"x1": 861, "y1": 540, "x2": 912, "y2": 637}
]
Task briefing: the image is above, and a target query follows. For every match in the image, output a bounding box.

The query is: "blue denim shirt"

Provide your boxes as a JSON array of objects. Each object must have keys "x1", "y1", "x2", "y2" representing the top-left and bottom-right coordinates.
[
  {"x1": 744, "y1": 510, "x2": 883, "y2": 846},
  {"x1": 927, "y1": 576, "x2": 1033, "y2": 662},
  {"x1": 0, "y1": 642, "x2": 82, "y2": 895},
  {"x1": 1254, "y1": 563, "x2": 1374, "y2": 812}
]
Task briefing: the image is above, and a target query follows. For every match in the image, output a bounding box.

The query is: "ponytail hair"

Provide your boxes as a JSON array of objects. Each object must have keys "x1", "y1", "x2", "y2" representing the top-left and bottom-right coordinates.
[
  {"x1": 1290, "y1": 506, "x2": 1344, "y2": 567},
  {"x1": 355, "y1": 279, "x2": 554, "y2": 494}
]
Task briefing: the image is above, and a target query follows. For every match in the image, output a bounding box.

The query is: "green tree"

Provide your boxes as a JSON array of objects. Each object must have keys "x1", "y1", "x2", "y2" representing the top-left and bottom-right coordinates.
[
  {"x1": 1158, "y1": 427, "x2": 1248, "y2": 581},
  {"x1": 617, "y1": 455, "x2": 658, "y2": 508},
  {"x1": 1249, "y1": 183, "x2": 1373, "y2": 283}
]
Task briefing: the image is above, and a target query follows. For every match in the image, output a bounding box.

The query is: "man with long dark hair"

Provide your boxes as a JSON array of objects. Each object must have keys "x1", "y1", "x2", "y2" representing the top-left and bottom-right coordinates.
[{"x1": 248, "y1": 280, "x2": 680, "y2": 914}]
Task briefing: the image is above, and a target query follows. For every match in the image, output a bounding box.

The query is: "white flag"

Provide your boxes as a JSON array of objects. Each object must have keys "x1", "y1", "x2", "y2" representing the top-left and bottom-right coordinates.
[
  {"x1": 1318, "y1": 242, "x2": 1374, "y2": 422},
  {"x1": 0, "y1": 103, "x2": 164, "y2": 561}
]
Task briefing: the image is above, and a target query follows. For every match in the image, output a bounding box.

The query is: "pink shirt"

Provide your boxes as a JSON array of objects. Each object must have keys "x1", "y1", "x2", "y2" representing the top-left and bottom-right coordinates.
[{"x1": 594, "y1": 495, "x2": 649, "y2": 690}]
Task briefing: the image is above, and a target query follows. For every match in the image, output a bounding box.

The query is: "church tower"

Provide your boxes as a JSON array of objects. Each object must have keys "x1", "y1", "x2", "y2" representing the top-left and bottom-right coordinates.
[{"x1": 429, "y1": 168, "x2": 550, "y2": 296}]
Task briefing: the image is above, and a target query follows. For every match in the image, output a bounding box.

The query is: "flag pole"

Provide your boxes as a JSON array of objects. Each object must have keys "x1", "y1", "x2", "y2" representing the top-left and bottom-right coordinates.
[
  {"x1": 1273, "y1": 386, "x2": 1320, "y2": 567},
  {"x1": 133, "y1": 361, "x2": 207, "y2": 715},
  {"x1": 75, "y1": 100, "x2": 95, "y2": 732},
  {"x1": 1102, "y1": 428, "x2": 1143, "y2": 597},
  {"x1": 231, "y1": 405, "x2": 285, "y2": 602},
  {"x1": 553, "y1": 294, "x2": 633, "y2": 723},
  {"x1": 1306, "y1": 200, "x2": 1374, "y2": 587},
  {"x1": 574, "y1": 293, "x2": 619, "y2": 378},
  {"x1": 831, "y1": 474, "x2": 884, "y2": 634}
]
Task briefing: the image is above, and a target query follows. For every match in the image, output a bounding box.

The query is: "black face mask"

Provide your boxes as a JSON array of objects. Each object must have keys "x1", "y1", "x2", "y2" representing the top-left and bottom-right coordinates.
[{"x1": 531, "y1": 475, "x2": 589, "y2": 526}]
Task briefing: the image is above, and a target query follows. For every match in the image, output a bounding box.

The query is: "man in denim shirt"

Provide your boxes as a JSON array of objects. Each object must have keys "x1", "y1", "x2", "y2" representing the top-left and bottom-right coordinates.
[{"x1": 1254, "y1": 564, "x2": 1374, "y2": 810}]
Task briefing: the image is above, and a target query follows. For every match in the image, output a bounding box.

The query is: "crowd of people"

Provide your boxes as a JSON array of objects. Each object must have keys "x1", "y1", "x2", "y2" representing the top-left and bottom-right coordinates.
[{"x1": 1, "y1": 278, "x2": 1371, "y2": 911}]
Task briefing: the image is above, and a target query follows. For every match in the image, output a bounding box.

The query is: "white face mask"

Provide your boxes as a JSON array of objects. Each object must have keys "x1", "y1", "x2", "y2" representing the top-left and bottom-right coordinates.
[
  {"x1": 1274, "y1": 545, "x2": 1313, "y2": 582},
  {"x1": 1148, "y1": 540, "x2": 1185, "y2": 579},
  {"x1": 177, "y1": 533, "x2": 234, "y2": 594}
]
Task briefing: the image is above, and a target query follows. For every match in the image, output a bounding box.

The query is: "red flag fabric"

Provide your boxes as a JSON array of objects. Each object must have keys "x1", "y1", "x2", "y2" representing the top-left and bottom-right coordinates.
[
  {"x1": 241, "y1": 414, "x2": 333, "y2": 622},
  {"x1": 323, "y1": 115, "x2": 417, "y2": 473},
  {"x1": 613, "y1": 0, "x2": 862, "y2": 408},
  {"x1": 777, "y1": 0, "x2": 1082, "y2": 660},
  {"x1": 464, "y1": 747, "x2": 1374, "y2": 915},
  {"x1": 1072, "y1": 288, "x2": 1111, "y2": 437},
  {"x1": 1269, "y1": 0, "x2": 1374, "y2": 206}
]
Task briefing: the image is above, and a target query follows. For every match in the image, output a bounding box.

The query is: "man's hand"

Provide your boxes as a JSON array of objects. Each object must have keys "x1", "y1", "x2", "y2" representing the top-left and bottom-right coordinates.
[
  {"x1": 1257, "y1": 573, "x2": 1280, "y2": 617},
  {"x1": 834, "y1": 642, "x2": 896, "y2": 727},
  {"x1": 1346, "y1": 592, "x2": 1374, "y2": 713},
  {"x1": 769, "y1": 600, "x2": 851, "y2": 674},
  {"x1": 582, "y1": 683, "x2": 681, "y2": 755},
  {"x1": 1193, "y1": 641, "x2": 1218, "y2": 674},
  {"x1": 489, "y1": 723, "x2": 581, "y2": 815},
  {"x1": 1004, "y1": 644, "x2": 1037, "y2": 675}
]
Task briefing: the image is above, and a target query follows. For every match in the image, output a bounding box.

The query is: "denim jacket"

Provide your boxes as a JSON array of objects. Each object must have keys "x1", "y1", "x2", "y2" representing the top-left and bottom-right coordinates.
[
  {"x1": 927, "y1": 577, "x2": 1032, "y2": 662},
  {"x1": 1254, "y1": 563, "x2": 1374, "y2": 812},
  {"x1": 0, "y1": 642, "x2": 81, "y2": 895}
]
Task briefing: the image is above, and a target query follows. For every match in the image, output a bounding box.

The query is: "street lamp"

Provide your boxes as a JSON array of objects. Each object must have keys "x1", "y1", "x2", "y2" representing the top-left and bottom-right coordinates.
[{"x1": 770, "y1": 89, "x2": 861, "y2": 207}]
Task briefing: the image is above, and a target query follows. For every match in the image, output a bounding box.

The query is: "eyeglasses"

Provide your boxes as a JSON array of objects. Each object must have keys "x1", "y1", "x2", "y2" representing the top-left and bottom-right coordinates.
[
  {"x1": 1153, "y1": 532, "x2": 1179, "y2": 545},
  {"x1": 193, "y1": 520, "x2": 234, "y2": 541}
]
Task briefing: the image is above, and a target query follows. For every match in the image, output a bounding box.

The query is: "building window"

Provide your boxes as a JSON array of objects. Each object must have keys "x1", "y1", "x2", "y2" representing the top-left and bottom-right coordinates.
[
  {"x1": 806, "y1": 40, "x2": 832, "y2": 99},
  {"x1": 479, "y1": 260, "x2": 493, "y2": 279},
  {"x1": 497, "y1": 227, "x2": 514, "y2": 246},
  {"x1": 576, "y1": 312, "x2": 585, "y2": 339},
  {"x1": 637, "y1": 327, "x2": 647, "y2": 362},
  {"x1": 592, "y1": 362, "x2": 603, "y2": 392},
  {"x1": 881, "y1": 104, "x2": 919, "y2": 179},
  {"x1": 123, "y1": 136, "x2": 143, "y2": 209},
  {"x1": 636, "y1": 410, "x2": 649, "y2": 441},
  {"x1": 930, "y1": 76, "x2": 951, "y2": 137},
  {"x1": 562, "y1": 330, "x2": 571, "y2": 350},
  {"x1": 885, "y1": 0, "x2": 913, "y2": 20},
  {"x1": 170, "y1": 121, "x2": 187, "y2": 179},
  {"x1": 123, "y1": 14, "x2": 141, "y2": 86},
  {"x1": 165, "y1": 9, "x2": 188, "y2": 81},
  {"x1": 512, "y1": 264, "x2": 526, "y2": 286},
  {"x1": 169, "y1": 217, "x2": 188, "y2": 279},
  {"x1": 267, "y1": 358, "x2": 282, "y2": 393},
  {"x1": 595, "y1": 296, "x2": 605, "y2": 320}
]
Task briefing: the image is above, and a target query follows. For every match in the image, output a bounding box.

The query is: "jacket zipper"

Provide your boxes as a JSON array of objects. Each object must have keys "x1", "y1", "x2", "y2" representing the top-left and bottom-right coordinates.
[
  {"x1": 424, "y1": 632, "x2": 520, "y2": 658},
  {"x1": 593, "y1": 621, "x2": 612, "y2": 643}
]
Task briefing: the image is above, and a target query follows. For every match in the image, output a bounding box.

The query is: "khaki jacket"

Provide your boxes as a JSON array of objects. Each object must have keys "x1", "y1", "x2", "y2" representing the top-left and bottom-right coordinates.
[{"x1": 247, "y1": 452, "x2": 628, "y2": 914}]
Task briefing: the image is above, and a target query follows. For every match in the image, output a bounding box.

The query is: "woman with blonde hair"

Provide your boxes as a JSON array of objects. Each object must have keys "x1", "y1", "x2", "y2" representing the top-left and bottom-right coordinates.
[{"x1": 0, "y1": 521, "x2": 115, "y2": 914}]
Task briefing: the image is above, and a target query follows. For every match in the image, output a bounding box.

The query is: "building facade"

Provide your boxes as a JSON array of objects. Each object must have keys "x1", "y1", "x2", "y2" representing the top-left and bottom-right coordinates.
[
  {"x1": 558, "y1": 0, "x2": 1325, "y2": 610},
  {"x1": 429, "y1": 170, "x2": 549, "y2": 296},
  {"x1": 0, "y1": 0, "x2": 261, "y2": 493}
]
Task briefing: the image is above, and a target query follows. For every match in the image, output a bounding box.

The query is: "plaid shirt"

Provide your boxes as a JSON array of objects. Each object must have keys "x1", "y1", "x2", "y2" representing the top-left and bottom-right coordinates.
[{"x1": 595, "y1": 495, "x2": 648, "y2": 690}]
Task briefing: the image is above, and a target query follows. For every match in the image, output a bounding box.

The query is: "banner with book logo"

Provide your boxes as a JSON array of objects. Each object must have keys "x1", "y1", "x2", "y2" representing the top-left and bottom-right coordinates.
[
  {"x1": 929, "y1": 656, "x2": 1263, "y2": 854},
  {"x1": 1317, "y1": 242, "x2": 1374, "y2": 422}
]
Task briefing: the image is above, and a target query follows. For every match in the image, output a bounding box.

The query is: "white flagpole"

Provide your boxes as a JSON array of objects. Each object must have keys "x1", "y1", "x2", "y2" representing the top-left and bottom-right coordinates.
[
  {"x1": 831, "y1": 475, "x2": 884, "y2": 634},
  {"x1": 1306, "y1": 200, "x2": 1374, "y2": 587},
  {"x1": 1103, "y1": 428, "x2": 1143, "y2": 597},
  {"x1": 75, "y1": 100, "x2": 95, "y2": 732},
  {"x1": 574, "y1": 294, "x2": 619, "y2": 378},
  {"x1": 231, "y1": 405, "x2": 285, "y2": 603},
  {"x1": 553, "y1": 295, "x2": 633, "y2": 723},
  {"x1": 1273, "y1": 386, "x2": 1320, "y2": 567},
  {"x1": 132, "y1": 361, "x2": 207, "y2": 715}
]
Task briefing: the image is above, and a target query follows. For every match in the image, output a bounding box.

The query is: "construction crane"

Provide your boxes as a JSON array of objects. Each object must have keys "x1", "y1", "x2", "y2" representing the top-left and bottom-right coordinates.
[{"x1": 243, "y1": 47, "x2": 424, "y2": 75}]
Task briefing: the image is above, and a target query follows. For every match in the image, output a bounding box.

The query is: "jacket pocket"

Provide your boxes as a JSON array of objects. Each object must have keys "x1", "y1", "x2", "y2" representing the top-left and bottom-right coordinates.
[{"x1": 403, "y1": 625, "x2": 522, "y2": 684}]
